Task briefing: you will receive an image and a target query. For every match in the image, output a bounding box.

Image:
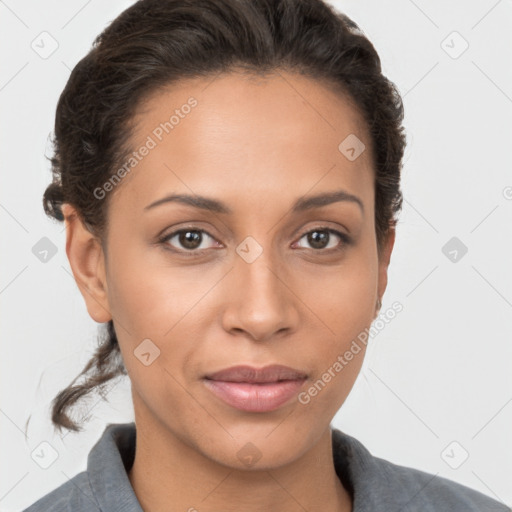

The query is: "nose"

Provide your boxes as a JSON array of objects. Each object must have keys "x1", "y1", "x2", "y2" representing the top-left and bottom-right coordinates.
[{"x1": 220, "y1": 248, "x2": 300, "y2": 342}]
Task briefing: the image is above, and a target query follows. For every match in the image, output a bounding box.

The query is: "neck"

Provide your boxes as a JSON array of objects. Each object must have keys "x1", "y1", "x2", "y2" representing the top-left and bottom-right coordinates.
[{"x1": 127, "y1": 418, "x2": 352, "y2": 512}]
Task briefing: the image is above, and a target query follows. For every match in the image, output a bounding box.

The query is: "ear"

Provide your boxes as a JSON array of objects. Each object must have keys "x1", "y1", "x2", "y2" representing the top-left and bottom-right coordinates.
[
  {"x1": 376, "y1": 226, "x2": 396, "y2": 314},
  {"x1": 61, "y1": 203, "x2": 112, "y2": 323}
]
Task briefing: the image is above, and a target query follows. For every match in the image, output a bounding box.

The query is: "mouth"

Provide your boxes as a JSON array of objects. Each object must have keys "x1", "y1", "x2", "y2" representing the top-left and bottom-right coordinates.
[{"x1": 203, "y1": 364, "x2": 308, "y2": 412}]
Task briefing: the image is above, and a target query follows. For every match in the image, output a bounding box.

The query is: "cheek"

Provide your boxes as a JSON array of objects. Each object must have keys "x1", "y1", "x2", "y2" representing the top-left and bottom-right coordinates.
[
  {"x1": 105, "y1": 239, "x2": 209, "y2": 339},
  {"x1": 300, "y1": 249, "x2": 378, "y2": 341},
  {"x1": 104, "y1": 241, "x2": 216, "y2": 398},
  {"x1": 295, "y1": 245, "x2": 377, "y2": 408},
  {"x1": 295, "y1": 278, "x2": 373, "y2": 418},
  {"x1": 107, "y1": 254, "x2": 203, "y2": 430}
]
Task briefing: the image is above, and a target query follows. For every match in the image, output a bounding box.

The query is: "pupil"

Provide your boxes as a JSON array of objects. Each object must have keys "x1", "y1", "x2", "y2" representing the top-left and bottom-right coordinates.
[
  {"x1": 180, "y1": 230, "x2": 201, "y2": 249},
  {"x1": 309, "y1": 230, "x2": 328, "y2": 249}
]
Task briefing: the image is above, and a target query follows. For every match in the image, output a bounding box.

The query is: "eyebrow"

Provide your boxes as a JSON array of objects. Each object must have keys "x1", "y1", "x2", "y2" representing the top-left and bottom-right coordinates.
[{"x1": 144, "y1": 189, "x2": 364, "y2": 215}]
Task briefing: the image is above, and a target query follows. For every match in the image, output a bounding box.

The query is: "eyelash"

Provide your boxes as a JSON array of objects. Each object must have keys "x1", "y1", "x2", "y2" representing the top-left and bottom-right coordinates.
[{"x1": 157, "y1": 226, "x2": 352, "y2": 256}]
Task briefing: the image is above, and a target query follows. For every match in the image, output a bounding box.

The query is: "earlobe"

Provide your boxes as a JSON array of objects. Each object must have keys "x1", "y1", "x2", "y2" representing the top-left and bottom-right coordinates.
[{"x1": 62, "y1": 203, "x2": 112, "y2": 324}]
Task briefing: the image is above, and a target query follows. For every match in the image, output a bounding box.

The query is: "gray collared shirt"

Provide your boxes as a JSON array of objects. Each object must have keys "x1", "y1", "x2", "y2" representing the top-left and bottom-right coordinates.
[{"x1": 22, "y1": 422, "x2": 509, "y2": 511}]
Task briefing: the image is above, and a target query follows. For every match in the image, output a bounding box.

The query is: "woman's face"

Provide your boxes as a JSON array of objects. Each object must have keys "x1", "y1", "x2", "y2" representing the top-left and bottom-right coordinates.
[{"x1": 70, "y1": 70, "x2": 394, "y2": 469}]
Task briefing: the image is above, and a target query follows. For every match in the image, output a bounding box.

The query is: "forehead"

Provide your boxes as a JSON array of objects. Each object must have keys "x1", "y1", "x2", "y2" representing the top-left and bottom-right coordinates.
[{"x1": 109, "y1": 70, "x2": 374, "y2": 212}]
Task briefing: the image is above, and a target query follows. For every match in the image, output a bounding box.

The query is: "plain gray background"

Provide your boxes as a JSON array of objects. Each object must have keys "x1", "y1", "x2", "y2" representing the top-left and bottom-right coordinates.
[{"x1": 1, "y1": 0, "x2": 511, "y2": 510}]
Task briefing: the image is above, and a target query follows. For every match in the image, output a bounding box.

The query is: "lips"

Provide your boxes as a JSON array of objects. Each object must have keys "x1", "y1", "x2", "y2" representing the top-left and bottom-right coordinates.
[
  {"x1": 203, "y1": 364, "x2": 308, "y2": 412},
  {"x1": 204, "y1": 364, "x2": 308, "y2": 383}
]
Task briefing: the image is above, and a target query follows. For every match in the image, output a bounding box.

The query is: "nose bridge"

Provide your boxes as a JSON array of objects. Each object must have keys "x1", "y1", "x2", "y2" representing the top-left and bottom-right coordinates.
[
  {"x1": 223, "y1": 236, "x2": 298, "y2": 339},
  {"x1": 239, "y1": 249, "x2": 281, "y2": 299},
  {"x1": 236, "y1": 238, "x2": 286, "y2": 308}
]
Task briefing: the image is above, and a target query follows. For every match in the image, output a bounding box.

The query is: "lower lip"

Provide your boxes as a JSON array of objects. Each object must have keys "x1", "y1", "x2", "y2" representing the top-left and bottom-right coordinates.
[{"x1": 203, "y1": 378, "x2": 306, "y2": 412}]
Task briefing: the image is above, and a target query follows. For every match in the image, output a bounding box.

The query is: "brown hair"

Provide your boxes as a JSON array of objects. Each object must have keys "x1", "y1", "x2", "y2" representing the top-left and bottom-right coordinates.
[{"x1": 42, "y1": 0, "x2": 406, "y2": 433}]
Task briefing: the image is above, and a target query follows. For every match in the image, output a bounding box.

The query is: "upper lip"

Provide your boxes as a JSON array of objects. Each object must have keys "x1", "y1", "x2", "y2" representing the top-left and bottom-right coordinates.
[{"x1": 204, "y1": 364, "x2": 308, "y2": 383}]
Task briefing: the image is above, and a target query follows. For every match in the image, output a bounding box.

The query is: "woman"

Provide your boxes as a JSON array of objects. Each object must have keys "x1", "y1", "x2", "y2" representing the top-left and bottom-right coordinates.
[{"x1": 23, "y1": 0, "x2": 508, "y2": 510}]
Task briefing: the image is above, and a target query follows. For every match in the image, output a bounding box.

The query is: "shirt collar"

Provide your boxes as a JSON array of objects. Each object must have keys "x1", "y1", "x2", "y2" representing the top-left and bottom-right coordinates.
[
  {"x1": 87, "y1": 422, "x2": 142, "y2": 512},
  {"x1": 331, "y1": 427, "x2": 394, "y2": 510}
]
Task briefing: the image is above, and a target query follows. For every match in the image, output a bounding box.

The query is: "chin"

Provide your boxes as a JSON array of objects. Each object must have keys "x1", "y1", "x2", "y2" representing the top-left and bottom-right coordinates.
[{"x1": 197, "y1": 420, "x2": 322, "y2": 471}]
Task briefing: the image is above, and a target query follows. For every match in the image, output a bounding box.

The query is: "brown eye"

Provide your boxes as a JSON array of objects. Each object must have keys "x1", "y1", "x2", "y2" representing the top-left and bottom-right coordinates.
[
  {"x1": 294, "y1": 228, "x2": 350, "y2": 251},
  {"x1": 177, "y1": 230, "x2": 203, "y2": 250},
  {"x1": 159, "y1": 229, "x2": 219, "y2": 252}
]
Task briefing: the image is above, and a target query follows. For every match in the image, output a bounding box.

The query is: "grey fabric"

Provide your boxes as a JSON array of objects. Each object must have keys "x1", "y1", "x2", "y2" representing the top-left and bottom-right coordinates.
[{"x1": 23, "y1": 422, "x2": 509, "y2": 511}]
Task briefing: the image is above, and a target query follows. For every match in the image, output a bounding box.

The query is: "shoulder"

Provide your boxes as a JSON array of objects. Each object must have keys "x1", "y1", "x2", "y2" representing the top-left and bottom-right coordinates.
[
  {"x1": 22, "y1": 470, "x2": 99, "y2": 512},
  {"x1": 373, "y1": 454, "x2": 509, "y2": 511},
  {"x1": 331, "y1": 428, "x2": 510, "y2": 512},
  {"x1": 22, "y1": 422, "x2": 140, "y2": 512}
]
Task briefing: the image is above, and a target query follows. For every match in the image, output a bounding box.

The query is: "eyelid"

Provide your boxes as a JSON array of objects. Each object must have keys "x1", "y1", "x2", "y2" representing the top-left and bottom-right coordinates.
[
  {"x1": 293, "y1": 226, "x2": 352, "y2": 251},
  {"x1": 157, "y1": 224, "x2": 352, "y2": 255},
  {"x1": 156, "y1": 227, "x2": 221, "y2": 252}
]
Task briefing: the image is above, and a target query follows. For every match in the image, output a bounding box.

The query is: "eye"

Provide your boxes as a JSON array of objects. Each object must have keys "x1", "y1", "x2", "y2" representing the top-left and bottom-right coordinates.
[
  {"x1": 293, "y1": 227, "x2": 351, "y2": 251},
  {"x1": 158, "y1": 228, "x2": 220, "y2": 253},
  {"x1": 157, "y1": 225, "x2": 351, "y2": 255}
]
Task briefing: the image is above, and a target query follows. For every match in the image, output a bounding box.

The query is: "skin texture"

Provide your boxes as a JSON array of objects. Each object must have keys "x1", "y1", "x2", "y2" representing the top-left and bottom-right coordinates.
[{"x1": 62, "y1": 70, "x2": 395, "y2": 512}]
